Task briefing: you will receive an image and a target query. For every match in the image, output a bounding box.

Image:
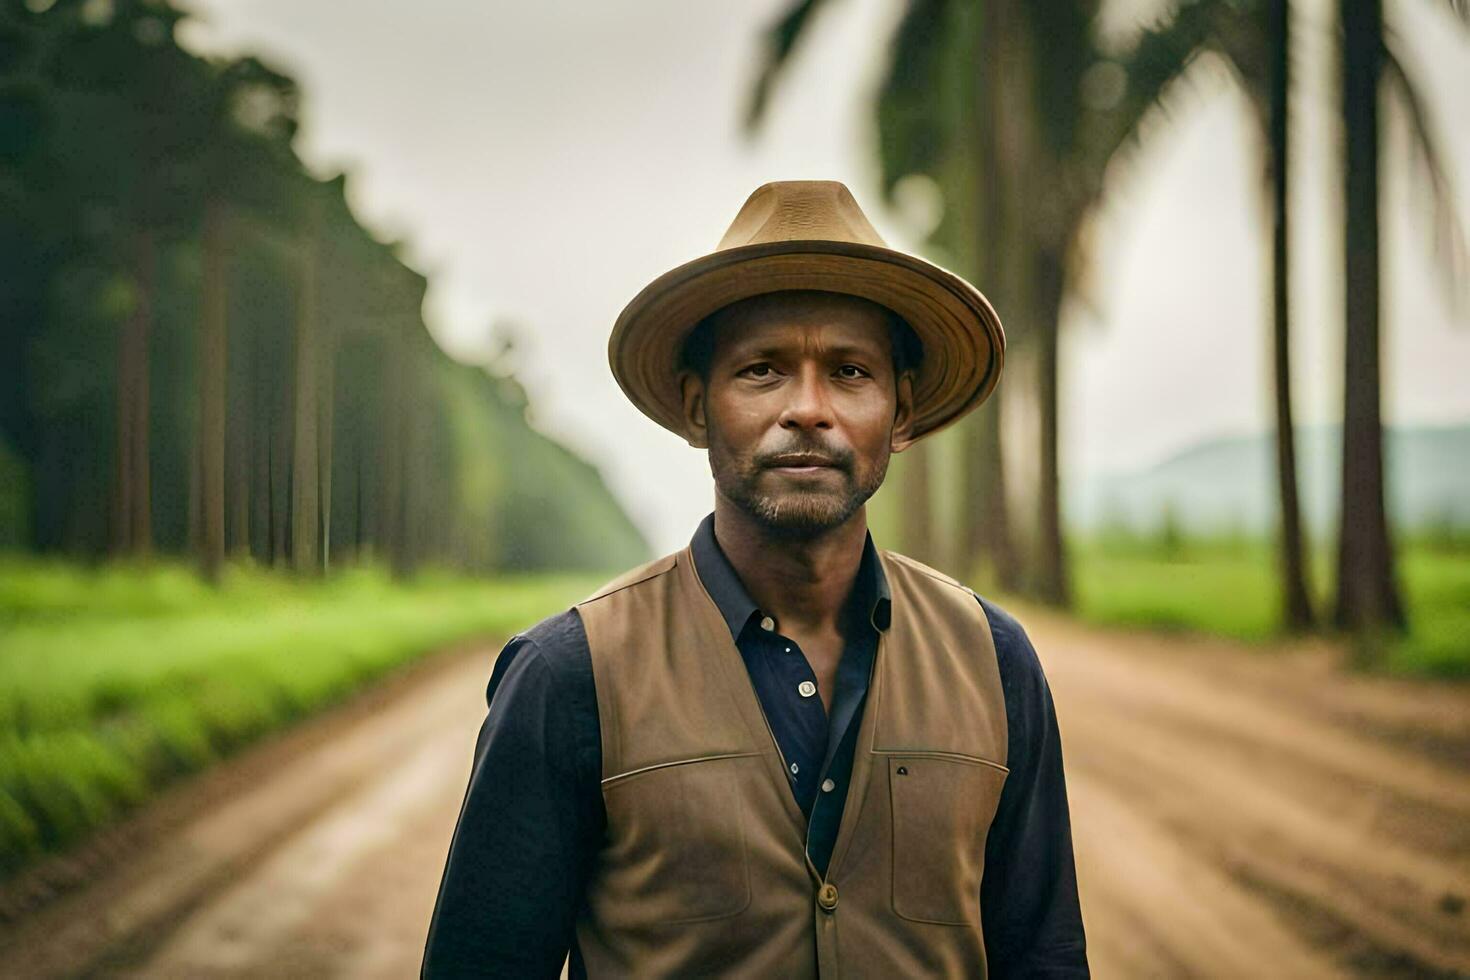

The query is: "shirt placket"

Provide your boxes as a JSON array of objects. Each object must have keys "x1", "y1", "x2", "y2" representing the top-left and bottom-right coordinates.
[
  {"x1": 751, "y1": 614, "x2": 828, "y2": 815},
  {"x1": 746, "y1": 609, "x2": 879, "y2": 881}
]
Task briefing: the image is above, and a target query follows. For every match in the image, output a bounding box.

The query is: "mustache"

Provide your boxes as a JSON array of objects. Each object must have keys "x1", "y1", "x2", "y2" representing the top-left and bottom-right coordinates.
[{"x1": 756, "y1": 439, "x2": 854, "y2": 470}]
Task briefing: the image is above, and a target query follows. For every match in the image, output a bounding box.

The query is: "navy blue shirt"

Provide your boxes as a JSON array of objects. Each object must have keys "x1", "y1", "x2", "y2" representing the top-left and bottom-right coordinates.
[
  {"x1": 423, "y1": 514, "x2": 1088, "y2": 977},
  {"x1": 694, "y1": 511, "x2": 885, "y2": 877}
]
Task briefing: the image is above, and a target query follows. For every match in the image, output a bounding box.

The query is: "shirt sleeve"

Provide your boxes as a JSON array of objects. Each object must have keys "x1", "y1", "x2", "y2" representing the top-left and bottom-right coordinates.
[
  {"x1": 421, "y1": 613, "x2": 601, "y2": 978},
  {"x1": 978, "y1": 598, "x2": 1090, "y2": 978}
]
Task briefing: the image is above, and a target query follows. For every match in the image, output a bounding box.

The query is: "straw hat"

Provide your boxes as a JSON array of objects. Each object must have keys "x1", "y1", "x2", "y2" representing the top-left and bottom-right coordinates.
[{"x1": 608, "y1": 179, "x2": 1005, "y2": 443}]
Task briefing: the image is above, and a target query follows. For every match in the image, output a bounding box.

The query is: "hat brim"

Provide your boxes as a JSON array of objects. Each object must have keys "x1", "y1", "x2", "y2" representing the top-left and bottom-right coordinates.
[{"x1": 609, "y1": 239, "x2": 1005, "y2": 443}]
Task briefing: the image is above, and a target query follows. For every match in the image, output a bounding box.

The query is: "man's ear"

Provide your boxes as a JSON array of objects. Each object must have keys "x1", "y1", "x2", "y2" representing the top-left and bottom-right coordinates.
[
  {"x1": 679, "y1": 370, "x2": 709, "y2": 449},
  {"x1": 890, "y1": 370, "x2": 917, "y2": 453}
]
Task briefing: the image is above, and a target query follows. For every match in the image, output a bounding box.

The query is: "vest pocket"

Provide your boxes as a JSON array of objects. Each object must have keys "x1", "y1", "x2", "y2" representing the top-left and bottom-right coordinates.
[
  {"x1": 600, "y1": 753, "x2": 756, "y2": 924},
  {"x1": 887, "y1": 753, "x2": 1008, "y2": 925}
]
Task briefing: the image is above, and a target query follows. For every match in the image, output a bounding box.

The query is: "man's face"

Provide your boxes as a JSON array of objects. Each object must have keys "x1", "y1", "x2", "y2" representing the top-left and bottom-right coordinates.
[{"x1": 679, "y1": 290, "x2": 916, "y2": 538}]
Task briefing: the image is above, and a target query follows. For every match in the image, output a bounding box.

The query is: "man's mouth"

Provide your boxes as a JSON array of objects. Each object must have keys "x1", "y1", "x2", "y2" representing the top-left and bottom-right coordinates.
[{"x1": 765, "y1": 453, "x2": 842, "y2": 474}]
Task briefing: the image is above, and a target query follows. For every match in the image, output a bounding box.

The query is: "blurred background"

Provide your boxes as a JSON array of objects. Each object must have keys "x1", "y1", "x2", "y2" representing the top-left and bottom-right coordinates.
[{"x1": 1, "y1": 0, "x2": 1467, "y2": 976}]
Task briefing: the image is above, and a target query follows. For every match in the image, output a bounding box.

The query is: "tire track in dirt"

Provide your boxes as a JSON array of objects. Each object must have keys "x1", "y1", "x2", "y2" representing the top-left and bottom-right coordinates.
[
  {"x1": 1029, "y1": 610, "x2": 1470, "y2": 977},
  {"x1": 0, "y1": 643, "x2": 494, "y2": 979},
  {"x1": 2, "y1": 616, "x2": 1467, "y2": 977}
]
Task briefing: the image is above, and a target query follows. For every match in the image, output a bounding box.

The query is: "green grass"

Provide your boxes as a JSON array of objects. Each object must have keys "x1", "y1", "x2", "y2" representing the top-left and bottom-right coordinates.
[
  {"x1": 0, "y1": 555, "x2": 602, "y2": 876},
  {"x1": 1069, "y1": 536, "x2": 1470, "y2": 678}
]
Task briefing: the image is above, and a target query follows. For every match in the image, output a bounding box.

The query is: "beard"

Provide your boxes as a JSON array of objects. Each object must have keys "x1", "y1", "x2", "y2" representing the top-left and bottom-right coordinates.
[{"x1": 707, "y1": 425, "x2": 889, "y2": 538}]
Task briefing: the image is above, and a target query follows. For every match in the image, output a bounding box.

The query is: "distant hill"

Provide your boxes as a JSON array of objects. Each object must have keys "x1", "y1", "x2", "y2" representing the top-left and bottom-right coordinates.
[{"x1": 1067, "y1": 423, "x2": 1470, "y2": 536}]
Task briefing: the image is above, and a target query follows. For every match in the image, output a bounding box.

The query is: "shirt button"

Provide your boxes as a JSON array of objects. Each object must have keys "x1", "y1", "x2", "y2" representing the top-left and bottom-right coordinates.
[
  {"x1": 789, "y1": 762, "x2": 800, "y2": 775},
  {"x1": 760, "y1": 616, "x2": 776, "y2": 631},
  {"x1": 822, "y1": 778, "x2": 836, "y2": 792},
  {"x1": 798, "y1": 680, "x2": 817, "y2": 698}
]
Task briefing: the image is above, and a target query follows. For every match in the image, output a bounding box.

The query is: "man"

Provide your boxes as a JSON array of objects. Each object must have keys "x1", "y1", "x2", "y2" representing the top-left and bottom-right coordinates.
[{"x1": 422, "y1": 180, "x2": 1087, "y2": 977}]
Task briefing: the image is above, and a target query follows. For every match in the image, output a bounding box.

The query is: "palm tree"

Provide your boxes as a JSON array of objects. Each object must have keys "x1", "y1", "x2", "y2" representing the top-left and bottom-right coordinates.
[
  {"x1": 1129, "y1": 0, "x2": 1315, "y2": 628},
  {"x1": 1335, "y1": 0, "x2": 1395, "y2": 632},
  {"x1": 1333, "y1": 0, "x2": 1465, "y2": 634},
  {"x1": 1118, "y1": 0, "x2": 1462, "y2": 635},
  {"x1": 1269, "y1": 0, "x2": 1315, "y2": 630},
  {"x1": 748, "y1": 0, "x2": 1463, "y2": 631},
  {"x1": 746, "y1": 0, "x2": 1220, "y2": 606},
  {"x1": 898, "y1": 442, "x2": 938, "y2": 565},
  {"x1": 746, "y1": 0, "x2": 1044, "y2": 594}
]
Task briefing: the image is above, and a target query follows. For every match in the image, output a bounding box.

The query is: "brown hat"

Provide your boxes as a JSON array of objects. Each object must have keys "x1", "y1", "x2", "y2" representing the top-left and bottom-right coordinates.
[{"x1": 608, "y1": 179, "x2": 1005, "y2": 443}]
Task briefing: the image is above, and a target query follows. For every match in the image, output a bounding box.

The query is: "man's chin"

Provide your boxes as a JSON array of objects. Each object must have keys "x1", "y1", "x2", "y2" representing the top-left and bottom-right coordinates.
[{"x1": 745, "y1": 491, "x2": 855, "y2": 536}]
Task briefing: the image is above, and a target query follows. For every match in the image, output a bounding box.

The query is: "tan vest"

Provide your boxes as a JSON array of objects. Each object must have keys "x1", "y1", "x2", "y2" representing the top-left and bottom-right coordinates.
[{"x1": 572, "y1": 544, "x2": 1009, "y2": 978}]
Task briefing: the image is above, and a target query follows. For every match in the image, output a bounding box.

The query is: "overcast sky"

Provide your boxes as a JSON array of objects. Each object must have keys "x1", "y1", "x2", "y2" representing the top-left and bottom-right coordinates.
[{"x1": 180, "y1": 0, "x2": 1470, "y2": 554}]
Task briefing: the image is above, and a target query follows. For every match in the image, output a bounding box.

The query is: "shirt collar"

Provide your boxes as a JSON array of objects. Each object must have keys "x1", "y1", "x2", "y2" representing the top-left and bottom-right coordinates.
[{"x1": 689, "y1": 511, "x2": 892, "y2": 641}]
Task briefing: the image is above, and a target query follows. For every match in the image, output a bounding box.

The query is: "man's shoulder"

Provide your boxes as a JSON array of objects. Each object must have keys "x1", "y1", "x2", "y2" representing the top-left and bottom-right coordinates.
[
  {"x1": 973, "y1": 595, "x2": 1034, "y2": 659},
  {"x1": 485, "y1": 606, "x2": 592, "y2": 709},
  {"x1": 878, "y1": 547, "x2": 974, "y2": 597},
  {"x1": 518, "y1": 605, "x2": 590, "y2": 659},
  {"x1": 504, "y1": 548, "x2": 683, "y2": 661},
  {"x1": 577, "y1": 550, "x2": 681, "y2": 606},
  {"x1": 878, "y1": 549, "x2": 1045, "y2": 683},
  {"x1": 970, "y1": 594, "x2": 1052, "y2": 711},
  {"x1": 491, "y1": 548, "x2": 685, "y2": 691}
]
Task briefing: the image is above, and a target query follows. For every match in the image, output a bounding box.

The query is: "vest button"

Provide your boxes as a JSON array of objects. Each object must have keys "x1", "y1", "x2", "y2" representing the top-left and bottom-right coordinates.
[{"x1": 817, "y1": 883, "x2": 839, "y2": 912}]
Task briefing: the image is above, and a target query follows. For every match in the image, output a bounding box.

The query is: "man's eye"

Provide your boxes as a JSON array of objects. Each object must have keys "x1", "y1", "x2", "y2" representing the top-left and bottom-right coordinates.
[
  {"x1": 837, "y1": 364, "x2": 868, "y2": 379},
  {"x1": 741, "y1": 364, "x2": 773, "y2": 378}
]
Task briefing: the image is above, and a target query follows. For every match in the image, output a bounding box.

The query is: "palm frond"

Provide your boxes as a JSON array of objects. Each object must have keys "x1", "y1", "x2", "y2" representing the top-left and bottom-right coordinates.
[
  {"x1": 1383, "y1": 39, "x2": 1468, "y2": 317},
  {"x1": 743, "y1": 0, "x2": 833, "y2": 136},
  {"x1": 1023, "y1": 0, "x2": 1096, "y2": 153},
  {"x1": 1086, "y1": 0, "x2": 1239, "y2": 183},
  {"x1": 873, "y1": 0, "x2": 951, "y2": 199}
]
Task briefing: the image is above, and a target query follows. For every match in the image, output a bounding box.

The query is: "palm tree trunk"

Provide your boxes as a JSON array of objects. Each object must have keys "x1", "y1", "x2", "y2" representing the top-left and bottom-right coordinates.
[
  {"x1": 961, "y1": 403, "x2": 1019, "y2": 591},
  {"x1": 198, "y1": 201, "x2": 228, "y2": 583},
  {"x1": 1334, "y1": 0, "x2": 1405, "y2": 633},
  {"x1": 1033, "y1": 247, "x2": 1069, "y2": 606},
  {"x1": 1271, "y1": 0, "x2": 1315, "y2": 631},
  {"x1": 900, "y1": 441, "x2": 937, "y2": 566},
  {"x1": 960, "y1": 0, "x2": 1018, "y2": 592}
]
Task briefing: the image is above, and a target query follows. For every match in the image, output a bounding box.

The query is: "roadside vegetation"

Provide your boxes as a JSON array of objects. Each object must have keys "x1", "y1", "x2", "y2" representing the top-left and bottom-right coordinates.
[
  {"x1": 1068, "y1": 532, "x2": 1470, "y2": 677},
  {"x1": 0, "y1": 556, "x2": 599, "y2": 876}
]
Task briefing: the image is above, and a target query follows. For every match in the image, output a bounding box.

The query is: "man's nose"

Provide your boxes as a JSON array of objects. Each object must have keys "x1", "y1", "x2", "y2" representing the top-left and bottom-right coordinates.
[{"x1": 778, "y1": 367, "x2": 833, "y2": 430}]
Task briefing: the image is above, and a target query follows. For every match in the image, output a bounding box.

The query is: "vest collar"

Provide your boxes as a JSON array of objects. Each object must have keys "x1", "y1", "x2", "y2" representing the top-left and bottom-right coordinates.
[{"x1": 688, "y1": 511, "x2": 893, "y2": 641}]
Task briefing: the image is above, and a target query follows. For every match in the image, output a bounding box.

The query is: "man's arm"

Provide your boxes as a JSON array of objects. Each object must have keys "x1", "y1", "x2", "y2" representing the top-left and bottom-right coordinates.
[
  {"x1": 978, "y1": 598, "x2": 1089, "y2": 978},
  {"x1": 421, "y1": 613, "x2": 601, "y2": 978}
]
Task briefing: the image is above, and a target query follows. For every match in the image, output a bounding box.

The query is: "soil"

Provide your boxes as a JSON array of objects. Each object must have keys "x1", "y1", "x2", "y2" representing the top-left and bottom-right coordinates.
[{"x1": 0, "y1": 612, "x2": 1465, "y2": 978}]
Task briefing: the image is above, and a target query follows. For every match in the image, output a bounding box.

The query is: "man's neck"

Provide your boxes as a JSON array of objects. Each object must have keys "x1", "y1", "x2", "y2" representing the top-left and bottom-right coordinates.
[{"x1": 711, "y1": 497, "x2": 867, "y2": 636}]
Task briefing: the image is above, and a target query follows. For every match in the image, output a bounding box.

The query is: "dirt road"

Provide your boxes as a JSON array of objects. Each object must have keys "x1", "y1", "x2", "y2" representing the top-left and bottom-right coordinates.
[{"x1": 1, "y1": 613, "x2": 1466, "y2": 978}]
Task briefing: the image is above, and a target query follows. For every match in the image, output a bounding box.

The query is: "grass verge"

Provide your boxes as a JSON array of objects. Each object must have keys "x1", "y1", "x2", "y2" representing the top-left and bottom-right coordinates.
[
  {"x1": 0, "y1": 556, "x2": 601, "y2": 877},
  {"x1": 1068, "y1": 536, "x2": 1470, "y2": 677}
]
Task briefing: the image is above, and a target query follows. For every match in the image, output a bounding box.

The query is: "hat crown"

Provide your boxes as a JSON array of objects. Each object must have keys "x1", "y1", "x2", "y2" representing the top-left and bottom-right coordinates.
[
  {"x1": 715, "y1": 180, "x2": 888, "y2": 251},
  {"x1": 610, "y1": 178, "x2": 1004, "y2": 445}
]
